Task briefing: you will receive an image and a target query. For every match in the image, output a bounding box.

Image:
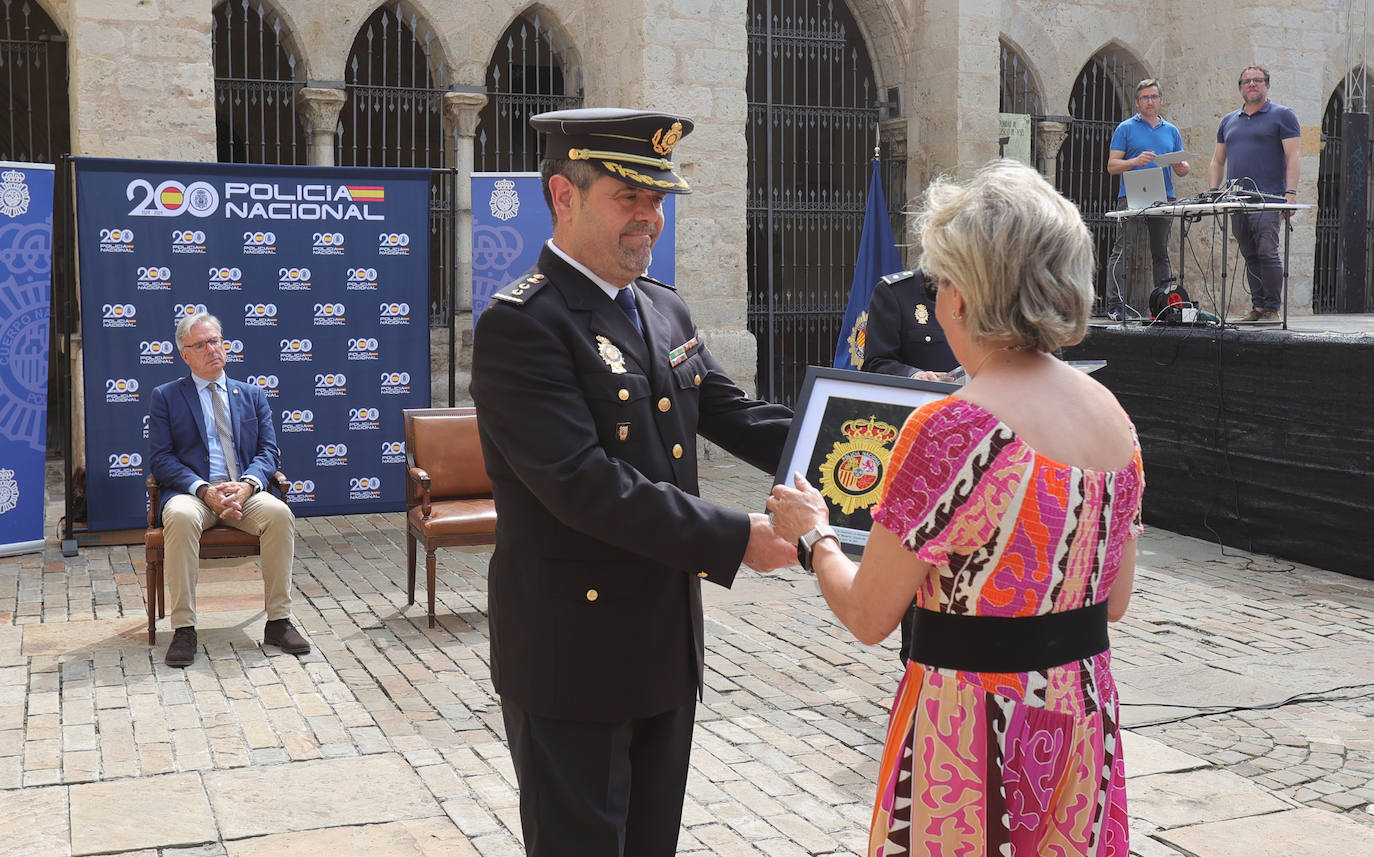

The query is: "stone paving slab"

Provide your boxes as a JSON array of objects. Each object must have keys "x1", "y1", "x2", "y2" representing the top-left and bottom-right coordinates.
[
  {"x1": 1129, "y1": 768, "x2": 1293, "y2": 829},
  {"x1": 204, "y1": 753, "x2": 443, "y2": 840},
  {"x1": 1220, "y1": 645, "x2": 1374, "y2": 692},
  {"x1": 1122, "y1": 731, "x2": 1207, "y2": 777},
  {"x1": 1159, "y1": 807, "x2": 1374, "y2": 857},
  {"x1": 0, "y1": 783, "x2": 70, "y2": 856},
  {"x1": 1115, "y1": 663, "x2": 1298, "y2": 728},
  {"x1": 224, "y1": 818, "x2": 479, "y2": 857},
  {"x1": 70, "y1": 771, "x2": 215, "y2": 855}
]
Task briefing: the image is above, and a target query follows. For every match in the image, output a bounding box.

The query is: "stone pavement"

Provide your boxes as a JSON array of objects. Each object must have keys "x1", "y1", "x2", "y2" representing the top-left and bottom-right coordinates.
[{"x1": 1, "y1": 454, "x2": 1372, "y2": 856}]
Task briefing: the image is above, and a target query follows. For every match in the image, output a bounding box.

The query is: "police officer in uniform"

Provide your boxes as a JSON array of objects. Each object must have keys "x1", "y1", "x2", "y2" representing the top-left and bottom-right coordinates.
[
  {"x1": 470, "y1": 108, "x2": 796, "y2": 856},
  {"x1": 861, "y1": 269, "x2": 956, "y2": 380}
]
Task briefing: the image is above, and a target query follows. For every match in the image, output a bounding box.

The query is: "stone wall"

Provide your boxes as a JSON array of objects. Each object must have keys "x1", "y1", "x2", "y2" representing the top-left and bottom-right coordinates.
[{"x1": 61, "y1": 0, "x2": 217, "y2": 161}]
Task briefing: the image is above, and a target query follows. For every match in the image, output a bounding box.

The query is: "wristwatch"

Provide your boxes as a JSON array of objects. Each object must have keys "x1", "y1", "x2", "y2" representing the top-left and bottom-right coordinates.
[{"x1": 797, "y1": 524, "x2": 840, "y2": 572}]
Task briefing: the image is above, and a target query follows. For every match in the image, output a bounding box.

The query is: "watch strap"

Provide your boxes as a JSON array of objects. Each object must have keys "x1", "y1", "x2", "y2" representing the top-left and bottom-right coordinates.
[{"x1": 798, "y1": 524, "x2": 839, "y2": 572}]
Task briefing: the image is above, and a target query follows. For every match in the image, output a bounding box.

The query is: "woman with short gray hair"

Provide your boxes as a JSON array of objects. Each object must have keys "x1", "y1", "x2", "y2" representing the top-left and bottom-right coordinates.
[{"x1": 768, "y1": 159, "x2": 1141, "y2": 855}]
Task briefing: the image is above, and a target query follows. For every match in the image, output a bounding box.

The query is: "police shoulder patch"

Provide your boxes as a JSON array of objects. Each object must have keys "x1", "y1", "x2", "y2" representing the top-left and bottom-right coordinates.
[
  {"x1": 493, "y1": 272, "x2": 549, "y2": 305},
  {"x1": 879, "y1": 270, "x2": 916, "y2": 287},
  {"x1": 638, "y1": 274, "x2": 677, "y2": 292}
]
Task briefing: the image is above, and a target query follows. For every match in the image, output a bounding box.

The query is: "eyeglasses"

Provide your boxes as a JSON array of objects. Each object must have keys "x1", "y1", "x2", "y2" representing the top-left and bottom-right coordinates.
[
  {"x1": 184, "y1": 337, "x2": 225, "y2": 353},
  {"x1": 1239, "y1": 77, "x2": 1268, "y2": 86},
  {"x1": 1137, "y1": 94, "x2": 1162, "y2": 102},
  {"x1": 922, "y1": 273, "x2": 941, "y2": 302}
]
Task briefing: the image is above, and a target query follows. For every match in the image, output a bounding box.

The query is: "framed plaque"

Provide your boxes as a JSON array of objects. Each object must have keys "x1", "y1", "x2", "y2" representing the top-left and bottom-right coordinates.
[{"x1": 775, "y1": 367, "x2": 955, "y2": 556}]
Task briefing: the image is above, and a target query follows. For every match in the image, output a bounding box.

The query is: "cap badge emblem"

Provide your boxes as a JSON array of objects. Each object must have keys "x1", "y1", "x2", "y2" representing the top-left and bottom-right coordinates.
[{"x1": 652, "y1": 122, "x2": 684, "y2": 156}]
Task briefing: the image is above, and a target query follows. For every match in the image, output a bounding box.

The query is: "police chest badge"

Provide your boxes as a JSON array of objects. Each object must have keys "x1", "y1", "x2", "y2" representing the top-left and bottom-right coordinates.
[
  {"x1": 597, "y1": 335, "x2": 627, "y2": 374},
  {"x1": 818, "y1": 416, "x2": 899, "y2": 515},
  {"x1": 914, "y1": 304, "x2": 930, "y2": 325}
]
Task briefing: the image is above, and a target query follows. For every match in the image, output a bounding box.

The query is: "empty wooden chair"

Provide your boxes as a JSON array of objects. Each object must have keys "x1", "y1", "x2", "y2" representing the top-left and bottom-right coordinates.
[{"x1": 403, "y1": 407, "x2": 497, "y2": 627}]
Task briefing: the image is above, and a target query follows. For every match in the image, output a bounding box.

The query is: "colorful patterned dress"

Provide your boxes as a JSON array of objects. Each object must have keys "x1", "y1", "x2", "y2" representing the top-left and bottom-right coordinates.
[{"x1": 867, "y1": 397, "x2": 1144, "y2": 857}]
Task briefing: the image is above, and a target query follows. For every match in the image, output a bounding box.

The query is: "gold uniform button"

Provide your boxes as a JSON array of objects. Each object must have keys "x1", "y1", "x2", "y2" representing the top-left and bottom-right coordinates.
[
  {"x1": 658, "y1": 397, "x2": 671, "y2": 412},
  {"x1": 618, "y1": 389, "x2": 629, "y2": 401},
  {"x1": 694, "y1": 374, "x2": 702, "y2": 386},
  {"x1": 586, "y1": 589, "x2": 598, "y2": 602},
  {"x1": 697, "y1": 572, "x2": 708, "y2": 579},
  {"x1": 924, "y1": 335, "x2": 932, "y2": 342},
  {"x1": 672, "y1": 444, "x2": 684, "y2": 459}
]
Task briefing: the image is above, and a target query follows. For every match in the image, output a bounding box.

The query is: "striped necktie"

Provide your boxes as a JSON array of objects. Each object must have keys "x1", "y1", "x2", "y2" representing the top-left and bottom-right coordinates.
[{"x1": 210, "y1": 382, "x2": 239, "y2": 481}]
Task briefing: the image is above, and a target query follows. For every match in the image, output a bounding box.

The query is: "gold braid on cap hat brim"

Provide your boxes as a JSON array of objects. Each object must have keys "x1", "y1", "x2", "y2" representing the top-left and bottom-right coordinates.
[
  {"x1": 569, "y1": 147, "x2": 675, "y2": 171},
  {"x1": 600, "y1": 161, "x2": 690, "y2": 190},
  {"x1": 567, "y1": 147, "x2": 689, "y2": 190}
]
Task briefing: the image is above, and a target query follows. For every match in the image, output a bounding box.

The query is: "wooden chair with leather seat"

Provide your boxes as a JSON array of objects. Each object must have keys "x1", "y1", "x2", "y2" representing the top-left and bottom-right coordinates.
[
  {"x1": 143, "y1": 472, "x2": 289, "y2": 645},
  {"x1": 403, "y1": 406, "x2": 498, "y2": 628}
]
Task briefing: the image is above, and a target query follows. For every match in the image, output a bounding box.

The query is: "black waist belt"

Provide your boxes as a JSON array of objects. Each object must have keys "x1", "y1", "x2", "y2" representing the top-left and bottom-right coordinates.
[{"x1": 907, "y1": 601, "x2": 1109, "y2": 673}]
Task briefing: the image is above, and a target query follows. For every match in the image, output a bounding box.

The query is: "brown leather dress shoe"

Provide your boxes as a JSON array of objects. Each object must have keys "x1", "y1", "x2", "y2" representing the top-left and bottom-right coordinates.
[
  {"x1": 263, "y1": 618, "x2": 311, "y2": 655},
  {"x1": 164, "y1": 626, "x2": 197, "y2": 667}
]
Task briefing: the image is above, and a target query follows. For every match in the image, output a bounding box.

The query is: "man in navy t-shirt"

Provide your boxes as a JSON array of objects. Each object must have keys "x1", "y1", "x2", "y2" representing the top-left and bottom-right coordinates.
[
  {"x1": 1207, "y1": 65, "x2": 1302, "y2": 322},
  {"x1": 1104, "y1": 78, "x2": 1190, "y2": 321}
]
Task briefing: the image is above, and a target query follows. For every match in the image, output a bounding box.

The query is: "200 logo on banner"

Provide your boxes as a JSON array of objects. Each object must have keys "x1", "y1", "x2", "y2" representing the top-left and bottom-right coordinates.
[{"x1": 127, "y1": 179, "x2": 220, "y2": 218}]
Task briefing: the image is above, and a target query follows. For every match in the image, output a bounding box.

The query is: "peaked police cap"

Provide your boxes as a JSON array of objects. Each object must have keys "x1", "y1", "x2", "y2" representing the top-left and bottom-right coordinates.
[{"x1": 530, "y1": 107, "x2": 694, "y2": 194}]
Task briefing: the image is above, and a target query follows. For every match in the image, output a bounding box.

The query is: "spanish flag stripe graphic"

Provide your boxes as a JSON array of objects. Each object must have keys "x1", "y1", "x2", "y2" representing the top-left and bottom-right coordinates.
[{"x1": 346, "y1": 185, "x2": 385, "y2": 201}]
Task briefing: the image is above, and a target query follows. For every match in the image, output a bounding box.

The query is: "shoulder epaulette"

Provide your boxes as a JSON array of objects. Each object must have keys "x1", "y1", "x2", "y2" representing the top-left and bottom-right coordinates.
[
  {"x1": 492, "y1": 272, "x2": 549, "y2": 305},
  {"x1": 878, "y1": 270, "x2": 916, "y2": 287},
  {"x1": 638, "y1": 274, "x2": 678, "y2": 292}
]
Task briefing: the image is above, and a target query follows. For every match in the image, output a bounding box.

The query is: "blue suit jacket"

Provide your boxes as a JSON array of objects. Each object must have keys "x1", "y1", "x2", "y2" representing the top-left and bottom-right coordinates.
[{"x1": 148, "y1": 374, "x2": 281, "y2": 511}]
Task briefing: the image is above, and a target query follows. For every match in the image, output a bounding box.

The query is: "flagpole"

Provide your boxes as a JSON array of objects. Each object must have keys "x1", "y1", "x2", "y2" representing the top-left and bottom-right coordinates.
[{"x1": 832, "y1": 128, "x2": 902, "y2": 370}]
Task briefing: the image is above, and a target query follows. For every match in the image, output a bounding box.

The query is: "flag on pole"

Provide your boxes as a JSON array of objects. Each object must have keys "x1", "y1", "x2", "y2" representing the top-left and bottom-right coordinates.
[{"x1": 833, "y1": 157, "x2": 901, "y2": 370}]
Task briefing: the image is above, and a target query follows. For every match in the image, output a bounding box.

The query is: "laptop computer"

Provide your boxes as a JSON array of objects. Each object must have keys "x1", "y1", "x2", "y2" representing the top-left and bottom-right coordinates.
[{"x1": 1123, "y1": 167, "x2": 1169, "y2": 210}]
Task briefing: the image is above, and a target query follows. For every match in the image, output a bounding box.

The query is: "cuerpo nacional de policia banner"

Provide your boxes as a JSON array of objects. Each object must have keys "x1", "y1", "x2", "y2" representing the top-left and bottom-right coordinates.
[
  {"x1": 75, "y1": 159, "x2": 431, "y2": 531},
  {"x1": 0, "y1": 161, "x2": 54, "y2": 556},
  {"x1": 471, "y1": 172, "x2": 675, "y2": 322}
]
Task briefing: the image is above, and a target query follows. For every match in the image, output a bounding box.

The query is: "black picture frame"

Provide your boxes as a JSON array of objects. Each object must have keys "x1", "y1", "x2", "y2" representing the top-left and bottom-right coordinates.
[{"x1": 774, "y1": 367, "x2": 956, "y2": 556}]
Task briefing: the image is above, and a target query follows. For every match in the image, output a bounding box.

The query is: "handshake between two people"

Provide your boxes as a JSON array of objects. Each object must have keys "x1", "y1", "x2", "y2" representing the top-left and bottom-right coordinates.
[{"x1": 742, "y1": 472, "x2": 832, "y2": 574}]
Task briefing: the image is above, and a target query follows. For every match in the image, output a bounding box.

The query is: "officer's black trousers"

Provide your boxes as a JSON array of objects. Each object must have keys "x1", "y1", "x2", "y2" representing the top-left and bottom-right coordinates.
[{"x1": 502, "y1": 697, "x2": 695, "y2": 856}]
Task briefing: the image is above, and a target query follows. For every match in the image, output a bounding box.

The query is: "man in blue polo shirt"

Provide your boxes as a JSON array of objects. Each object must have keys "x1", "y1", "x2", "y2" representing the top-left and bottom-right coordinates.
[
  {"x1": 1105, "y1": 78, "x2": 1190, "y2": 321},
  {"x1": 1207, "y1": 64, "x2": 1302, "y2": 322}
]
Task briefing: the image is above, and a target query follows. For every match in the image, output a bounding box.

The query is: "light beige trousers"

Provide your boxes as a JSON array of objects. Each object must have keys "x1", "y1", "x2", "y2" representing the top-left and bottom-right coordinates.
[{"x1": 161, "y1": 490, "x2": 295, "y2": 629}]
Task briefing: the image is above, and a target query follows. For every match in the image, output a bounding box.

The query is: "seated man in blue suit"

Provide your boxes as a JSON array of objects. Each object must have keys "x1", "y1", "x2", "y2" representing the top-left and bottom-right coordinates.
[{"x1": 148, "y1": 310, "x2": 309, "y2": 667}]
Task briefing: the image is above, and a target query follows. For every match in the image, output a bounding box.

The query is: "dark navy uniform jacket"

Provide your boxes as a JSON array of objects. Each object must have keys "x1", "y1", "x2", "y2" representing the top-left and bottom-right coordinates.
[
  {"x1": 862, "y1": 270, "x2": 956, "y2": 377},
  {"x1": 470, "y1": 245, "x2": 792, "y2": 722}
]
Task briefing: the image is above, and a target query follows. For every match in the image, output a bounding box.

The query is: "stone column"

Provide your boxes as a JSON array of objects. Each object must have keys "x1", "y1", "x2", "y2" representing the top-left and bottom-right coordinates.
[
  {"x1": 443, "y1": 91, "x2": 487, "y2": 405},
  {"x1": 1036, "y1": 120, "x2": 1070, "y2": 188},
  {"x1": 296, "y1": 88, "x2": 347, "y2": 167}
]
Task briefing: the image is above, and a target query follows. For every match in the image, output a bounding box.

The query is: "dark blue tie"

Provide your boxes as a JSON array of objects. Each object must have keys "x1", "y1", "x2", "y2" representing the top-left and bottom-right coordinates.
[{"x1": 613, "y1": 287, "x2": 643, "y2": 337}]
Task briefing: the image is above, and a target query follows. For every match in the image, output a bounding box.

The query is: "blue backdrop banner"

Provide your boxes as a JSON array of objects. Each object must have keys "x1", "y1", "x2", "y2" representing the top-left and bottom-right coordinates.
[
  {"x1": 471, "y1": 172, "x2": 675, "y2": 324},
  {"x1": 0, "y1": 161, "x2": 54, "y2": 556},
  {"x1": 74, "y1": 159, "x2": 431, "y2": 530}
]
